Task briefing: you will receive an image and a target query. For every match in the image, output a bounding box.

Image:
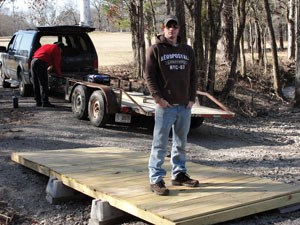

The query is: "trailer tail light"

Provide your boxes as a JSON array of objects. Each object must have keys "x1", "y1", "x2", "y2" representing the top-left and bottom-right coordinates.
[{"x1": 121, "y1": 107, "x2": 131, "y2": 113}]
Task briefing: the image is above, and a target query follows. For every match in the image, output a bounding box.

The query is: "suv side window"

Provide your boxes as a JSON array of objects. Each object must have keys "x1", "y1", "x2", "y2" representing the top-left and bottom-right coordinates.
[
  {"x1": 7, "y1": 35, "x2": 16, "y2": 52},
  {"x1": 11, "y1": 34, "x2": 22, "y2": 54},
  {"x1": 18, "y1": 33, "x2": 33, "y2": 57}
]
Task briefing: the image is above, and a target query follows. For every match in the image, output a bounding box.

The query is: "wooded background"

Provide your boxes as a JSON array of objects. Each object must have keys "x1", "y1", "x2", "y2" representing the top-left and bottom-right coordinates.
[{"x1": 0, "y1": 0, "x2": 300, "y2": 107}]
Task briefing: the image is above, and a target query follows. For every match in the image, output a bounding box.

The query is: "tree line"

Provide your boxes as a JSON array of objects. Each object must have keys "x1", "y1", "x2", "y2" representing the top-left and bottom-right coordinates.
[{"x1": 0, "y1": 0, "x2": 300, "y2": 107}]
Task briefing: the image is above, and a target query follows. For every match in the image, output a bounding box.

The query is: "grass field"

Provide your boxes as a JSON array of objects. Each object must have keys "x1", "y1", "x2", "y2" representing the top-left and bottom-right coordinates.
[
  {"x1": 0, "y1": 32, "x2": 134, "y2": 67},
  {"x1": 89, "y1": 31, "x2": 133, "y2": 66}
]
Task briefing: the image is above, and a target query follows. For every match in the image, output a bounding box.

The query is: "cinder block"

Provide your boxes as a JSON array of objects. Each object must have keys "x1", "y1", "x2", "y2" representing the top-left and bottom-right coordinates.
[
  {"x1": 45, "y1": 177, "x2": 77, "y2": 204},
  {"x1": 88, "y1": 199, "x2": 125, "y2": 225},
  {"x1": 46, "y1": 177, "x2": 76, "y2": 198},
  {"x1": 279, "y1": 203, "x2": 300, "y2": 214}
]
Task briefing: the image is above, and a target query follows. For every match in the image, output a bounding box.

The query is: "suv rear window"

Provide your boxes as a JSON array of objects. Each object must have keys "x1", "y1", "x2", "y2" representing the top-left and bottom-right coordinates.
[
  {"x1": 39, "y1": 35, "x2": 92, "y2": 54},
  {"x1": 37, "y1": 34, "x2": 97, "y2": 73}
]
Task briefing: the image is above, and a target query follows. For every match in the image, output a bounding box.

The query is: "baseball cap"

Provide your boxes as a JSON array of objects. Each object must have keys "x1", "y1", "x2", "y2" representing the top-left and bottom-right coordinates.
[{"x1": 164, "y1": 15, "x2": 178, "y2": 26}]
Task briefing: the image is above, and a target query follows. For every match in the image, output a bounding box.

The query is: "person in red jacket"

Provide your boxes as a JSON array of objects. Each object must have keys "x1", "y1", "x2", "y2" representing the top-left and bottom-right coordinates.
[{"x1": 31, "y1": 42, "x2": 63, "y2": 107}]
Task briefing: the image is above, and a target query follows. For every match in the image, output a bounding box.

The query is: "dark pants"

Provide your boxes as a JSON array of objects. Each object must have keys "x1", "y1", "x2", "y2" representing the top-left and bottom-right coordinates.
[{"x1": 31, "y1": 58, "x2": 49, "y2": 104}]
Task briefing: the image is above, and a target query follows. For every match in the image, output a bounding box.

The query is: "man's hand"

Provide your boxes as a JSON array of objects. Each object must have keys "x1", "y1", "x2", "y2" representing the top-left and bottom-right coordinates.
[
  {"x1": 186, "y1": 101, "x2": 194, "y2": 109},
  {"x1": 156, "y1": 97, "x2": 171, "y2": 108},
  {"x1": 47, "y1": 66, "x2": 53, "y2": 73}
]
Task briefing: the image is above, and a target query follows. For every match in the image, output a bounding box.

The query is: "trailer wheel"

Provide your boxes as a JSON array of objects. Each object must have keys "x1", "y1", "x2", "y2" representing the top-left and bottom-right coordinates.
[
  {"x1": 88, "y1": 90, "x2": 109, "y2": 127},
  {"x1": 72, "y1": 85, "x2": 90, "y2": 120},
  {"x1": 190, "y1": 117, "x2": 204, "y2": 129}
]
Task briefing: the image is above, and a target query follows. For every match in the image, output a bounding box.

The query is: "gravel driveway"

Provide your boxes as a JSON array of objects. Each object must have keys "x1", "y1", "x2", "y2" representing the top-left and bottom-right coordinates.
[{"x1": 1, "y1": 86, "x2": 300, "y2": 225}]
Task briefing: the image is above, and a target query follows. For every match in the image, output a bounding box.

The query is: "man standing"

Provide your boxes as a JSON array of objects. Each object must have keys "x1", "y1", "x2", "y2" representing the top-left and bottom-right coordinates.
[
  {"x1": 145, "y1": 15, "x2": 199, "y2": 196},
  {"x1": 31, "y1": 42, "x2": 63, "y2": 107}
]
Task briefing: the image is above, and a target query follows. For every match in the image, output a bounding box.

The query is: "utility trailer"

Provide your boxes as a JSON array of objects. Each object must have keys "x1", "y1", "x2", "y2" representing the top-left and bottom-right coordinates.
[{"x1": 61, "y1": 74, "x2": 235, "y2": 129}]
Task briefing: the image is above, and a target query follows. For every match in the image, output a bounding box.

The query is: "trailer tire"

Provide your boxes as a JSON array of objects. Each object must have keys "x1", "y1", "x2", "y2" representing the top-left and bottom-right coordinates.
[
  {"x1": 72, "y1": 85, "x2": 91, "y2": 120},
  {"x1": 88, "y1": 90, "x2": 109, "y2": 127},
  {"x1": 190, "y1": 117, "x2": 204, "y2": 129}
]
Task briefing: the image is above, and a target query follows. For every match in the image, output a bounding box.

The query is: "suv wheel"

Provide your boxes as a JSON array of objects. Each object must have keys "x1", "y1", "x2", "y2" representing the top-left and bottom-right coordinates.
[
  {"x1": 0, "y1": 65, "x2": 10, "y2": 88},
  {"x1": 19, "y1": 71, "x2": 33, "y2": 97}
]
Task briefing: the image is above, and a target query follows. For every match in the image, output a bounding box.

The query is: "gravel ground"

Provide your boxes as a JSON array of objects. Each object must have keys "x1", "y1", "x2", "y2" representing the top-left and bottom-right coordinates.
[{"x1": 1, "y1": 86, "x2": 300, "y2": 225}]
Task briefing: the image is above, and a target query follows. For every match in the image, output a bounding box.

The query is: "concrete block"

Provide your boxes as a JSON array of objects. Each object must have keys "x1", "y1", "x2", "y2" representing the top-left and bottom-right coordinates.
[
  {"x1": 45, "y1": 177, "x2": 77, "y2": 204},
  {"x1": 88, "y1": 199, "x2": 125, "y2": 225},
  {"x1": 279, "y1": 203, "x2": 300, "y2": 214}
]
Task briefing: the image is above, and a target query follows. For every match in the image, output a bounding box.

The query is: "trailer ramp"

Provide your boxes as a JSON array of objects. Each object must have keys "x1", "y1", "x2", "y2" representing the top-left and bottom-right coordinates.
[{"x1": 11, "y1": 147, "x2": 300, "y2": 225}]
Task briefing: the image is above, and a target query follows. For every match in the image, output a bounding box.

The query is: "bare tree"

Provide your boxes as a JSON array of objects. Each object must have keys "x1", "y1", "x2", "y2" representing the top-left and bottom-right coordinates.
[
  {"x1": 126, "y1": 0, "x2": 145, "y2": 78},
  {"x1": 91, "y1": 0, "x2": 103, "y2": 30},
  {"x1": 221, "y1": 0, "x2": 234, "y2": 66},
  {"x1": 263, "y1": 0, "x2": 284, "y2": 98},
  {"x1": 207, "y1": 0, "x2": 224, "y2": 94},
  {"x1": 165, "y1": 0, "x2": 175, "y2": 14},
  {"x1": 221, "y1": 0, "x2": 246, "y2": 99},
  {"x1": 174, "y1": 0, "x2": 187, "y2": 44},
  {"x1": 295, "y1": 0, "x2": 300, "y2": 107},
  {"x1": 287, "y1": 0, "x2": 296, "y2": 60},
  {"x1": 0, "y1": 0, "x2": 5, "y2": 9}
]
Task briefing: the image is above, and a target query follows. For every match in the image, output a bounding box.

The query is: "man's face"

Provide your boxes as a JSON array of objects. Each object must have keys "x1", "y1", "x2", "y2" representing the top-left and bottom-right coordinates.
[{"x1": 163, "y1": 21, "x2": 180, "y2": 41}]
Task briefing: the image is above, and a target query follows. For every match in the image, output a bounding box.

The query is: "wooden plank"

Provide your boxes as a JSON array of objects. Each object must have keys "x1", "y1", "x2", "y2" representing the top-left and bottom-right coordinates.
[
  {"x1": 177, "y1": 192, "x2": 300, "y2": 225},
  {"x1": 11, "y1": 148, "x2": 300, "y2": 225},
  {"x1": 11, "y1": 152, "x2": 50, "y2": 176}
]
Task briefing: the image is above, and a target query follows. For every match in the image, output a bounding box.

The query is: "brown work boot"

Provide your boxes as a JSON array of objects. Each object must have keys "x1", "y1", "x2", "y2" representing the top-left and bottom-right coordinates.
[
  {"x1": 172, "y1": 173, "x2": 199, "y2": 187},
  {"x1": 150, "y1": 180, "x2": 169, "y2": 196}
]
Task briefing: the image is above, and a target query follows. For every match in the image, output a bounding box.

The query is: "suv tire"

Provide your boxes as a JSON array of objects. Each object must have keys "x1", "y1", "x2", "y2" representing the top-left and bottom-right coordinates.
[
  {"x1": 0, "y1": 66, "x2": 10, "y2": 88},
  {"x1": 19, "y1": 71, "x2": 33, "y2": 97}
]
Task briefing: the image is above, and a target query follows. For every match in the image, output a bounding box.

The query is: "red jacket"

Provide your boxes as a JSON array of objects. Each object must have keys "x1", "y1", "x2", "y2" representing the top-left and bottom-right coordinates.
[{"x1": 33, "y1": 44, "x2": 62, "y2": 76}]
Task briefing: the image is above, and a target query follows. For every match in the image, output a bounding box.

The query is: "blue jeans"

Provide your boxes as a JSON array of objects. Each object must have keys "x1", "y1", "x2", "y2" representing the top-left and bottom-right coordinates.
[{"x1": 148, "y1": 105, "x2": 191, "y2": 184}]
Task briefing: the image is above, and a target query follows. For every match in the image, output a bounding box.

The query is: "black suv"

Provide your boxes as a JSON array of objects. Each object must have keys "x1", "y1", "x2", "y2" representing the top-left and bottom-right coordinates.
[{"x1": 0, "y1": 25, "x2": 98, "y2": 96}]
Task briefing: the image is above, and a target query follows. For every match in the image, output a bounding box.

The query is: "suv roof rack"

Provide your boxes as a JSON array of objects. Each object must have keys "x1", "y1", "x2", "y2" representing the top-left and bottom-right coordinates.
[{"x1": 36, "y1": 25, "x2": 95, "y2": 33}]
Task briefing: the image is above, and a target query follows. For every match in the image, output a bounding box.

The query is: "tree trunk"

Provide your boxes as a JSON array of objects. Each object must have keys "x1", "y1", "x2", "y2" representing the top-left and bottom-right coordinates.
[
  {"x1": 249, "y1": 21, "x2": 255, "y2": 64},
  {"x1": 221, "y1": 0, "x2": 246, "y2": 99},
  {"x1": 192, "y1": 0, "x2": 206, "y2": 92},
  {"x1": 175, "y1": 0, "x2": 187, "y2": 44},
  {"x1": 278, "y1": 22, "x2": 284, "y2": 51},
  {"x1": 221, "y1": 0, "x2": 234, "y2": 66},
  {"x1": 255, "y1": 20, "x2": 263, "y2": 65},
  {"x1": 165, "y1": 0, "x2": 175, "y2": 15},
  {"x1": 287, "y1": 0, "x2": 296, "y2": 60},
  {"x1": 263, "y1": 0, "x2": 284, "y2": 98},
  {"x1": 207, "y1": 0, "x2": 224, "y2": 94},
  {"x1": 295, "y1": 0, "x2": 300, "y2": 107},
  {"x1": 240, "y1": 34, "x2": 246, "y2": 77},
  {"x1": 128, "y1": 0, "x2": 145, "y2": 78},
  {"x1": 80, "y1": 0, "x2": 93, "y2": 27}
]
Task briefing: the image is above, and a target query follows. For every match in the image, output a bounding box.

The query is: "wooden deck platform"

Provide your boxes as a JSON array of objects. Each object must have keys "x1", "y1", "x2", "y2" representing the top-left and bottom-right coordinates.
[{"x1": 11, "y1": 147, "x2": 300, "y2": 225}]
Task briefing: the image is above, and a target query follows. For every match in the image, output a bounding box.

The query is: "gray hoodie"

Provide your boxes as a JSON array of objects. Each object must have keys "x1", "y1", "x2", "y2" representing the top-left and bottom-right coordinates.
[{"x1": 145, "y1": 34, "x2": 197, "y2": 105}]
